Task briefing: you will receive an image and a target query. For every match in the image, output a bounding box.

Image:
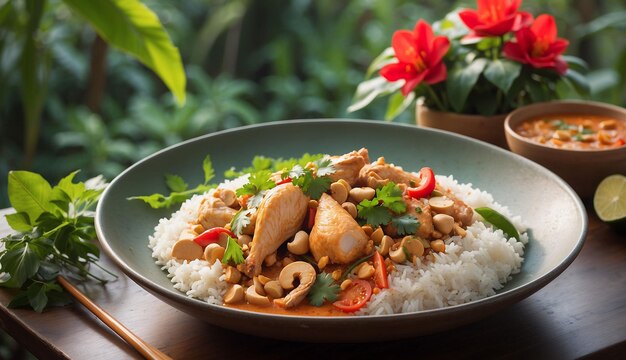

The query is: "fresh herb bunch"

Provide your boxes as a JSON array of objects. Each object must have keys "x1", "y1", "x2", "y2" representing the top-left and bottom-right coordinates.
[{"x1": 0, "y1": 171, "x2": 113, "y2": 312}]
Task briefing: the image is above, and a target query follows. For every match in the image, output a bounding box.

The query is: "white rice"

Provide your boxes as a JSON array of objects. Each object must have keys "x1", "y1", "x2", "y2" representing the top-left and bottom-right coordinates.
[{"x1": 148, "y1": 175, "x2": 527, "y2": 313}]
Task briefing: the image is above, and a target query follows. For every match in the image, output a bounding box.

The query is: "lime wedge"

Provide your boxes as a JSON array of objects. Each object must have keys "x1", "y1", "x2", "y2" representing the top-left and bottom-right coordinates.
[{"x1": 593, "y1": 174, "x2": 626, "y2": 223}]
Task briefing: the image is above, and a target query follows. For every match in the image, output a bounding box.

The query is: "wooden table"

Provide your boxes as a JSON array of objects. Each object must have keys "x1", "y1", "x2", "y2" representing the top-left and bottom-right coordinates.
[{"x1": 0, "y1": 205, "x2": 625, "y2": 360}]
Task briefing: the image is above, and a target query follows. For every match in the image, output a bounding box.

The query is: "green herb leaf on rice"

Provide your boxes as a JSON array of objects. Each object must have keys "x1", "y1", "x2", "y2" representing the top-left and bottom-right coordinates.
[{"x1": 474, "y1": 207, "x2": 520, "y2": 240}]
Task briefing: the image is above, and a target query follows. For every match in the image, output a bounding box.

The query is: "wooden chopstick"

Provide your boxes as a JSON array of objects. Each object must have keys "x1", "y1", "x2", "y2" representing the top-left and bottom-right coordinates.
[{"x1": 57, "y1": 275, "x2": 173, "y2": 360}]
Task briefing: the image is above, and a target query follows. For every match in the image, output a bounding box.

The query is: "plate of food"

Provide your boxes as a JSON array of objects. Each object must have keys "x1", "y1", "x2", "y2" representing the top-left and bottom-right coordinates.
[{"x1": 95, "y1": 119, "x2": 587, "y2": 342}]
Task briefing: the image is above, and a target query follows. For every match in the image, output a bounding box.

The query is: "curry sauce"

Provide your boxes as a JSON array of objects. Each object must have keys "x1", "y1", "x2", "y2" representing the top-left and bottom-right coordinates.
[{"x1": 515, "y1": 114, "x2": 626, "y2": 150}]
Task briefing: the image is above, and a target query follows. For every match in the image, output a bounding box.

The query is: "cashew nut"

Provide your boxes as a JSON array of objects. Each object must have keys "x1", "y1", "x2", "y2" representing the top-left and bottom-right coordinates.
[
  {"x1": 370, "y1": 227, "x2": 384, "y2": 244},
  {"x1": 224, "y1": 284, "x2": 244, "y2": 304},
  {"x1": 171, "y1": 239, "x2": 203, "y2": 261},
  {"x1": 428, "y1": 196, "x2": 455, "y2": 215},
  {"x1": 401, "y1": 236, "x2": 424, "y2": 258},
  {"x1": 330, "y1": 181, "x2": 349, "y2": 204},
  {"x1": 357, "y1": 263, "x2": 375, "y2": 279},
  {"x1": 245, "y1": 285, "x2": 271, "y2": 306},
  {"x1": 389, "y1": 242, "x2": 407, "y2": 263},
  {"x1": 341, "y1": 202, "x2": 357, "y2": 218},
  {"x1": 264, "y1": 280, "x2": 284, "y2": 298},
  {"x1": 224, "y1": 266, "x2": 241, "y2": 284},
  {"x1": 204, "y1": 243, "x2": 225, "y2": 265},
  {"x1": 219, "y1": 188, "x2": 237, "y2": 207},
  {"x1": 287, "y1": 231, "x2": 310, "y2": 255},
  {"x1": 349, "y1": 187, "x2": 376, "y2": 203},
  {"x1": 433, "y1": 214, "x2": 455, "y2": 235},
  {"x1": 275, "y1": 261, "x2": 316, "y2": 308},
  {"x1": 377, "y1": 235, "x2": 393, "y2": 256},
  {"x1": 253, "y1": 276, "x2": 266, "y2": 296}
]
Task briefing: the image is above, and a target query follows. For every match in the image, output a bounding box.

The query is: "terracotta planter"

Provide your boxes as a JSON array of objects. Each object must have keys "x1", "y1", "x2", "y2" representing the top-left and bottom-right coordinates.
[{"x1": 416, "y1": 102, "x2": 508, "y2": 148}]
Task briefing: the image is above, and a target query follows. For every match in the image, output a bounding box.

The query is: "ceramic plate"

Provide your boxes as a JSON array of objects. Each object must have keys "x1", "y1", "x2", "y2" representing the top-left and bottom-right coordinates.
[{"x1": 95, "y1": 120, "x2": 587, "y2": 342}]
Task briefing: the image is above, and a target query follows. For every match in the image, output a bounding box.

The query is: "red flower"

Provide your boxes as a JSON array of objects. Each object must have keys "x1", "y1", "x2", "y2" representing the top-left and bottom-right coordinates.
[
  {"x1": 459, "y1": 0, "x2": 532, "y2": 38},
  {"x1": 503, "y1": 14, "x2": 569, "y2": 75},
  {"x1": 380, "y1": 20, "x2": 450, "y2": 96}
]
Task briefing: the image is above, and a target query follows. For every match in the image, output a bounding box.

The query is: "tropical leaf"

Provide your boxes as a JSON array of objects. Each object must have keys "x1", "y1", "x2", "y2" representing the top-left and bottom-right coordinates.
[{"x1": 62, "y1": 0, "x2": 186, "y2": 104}]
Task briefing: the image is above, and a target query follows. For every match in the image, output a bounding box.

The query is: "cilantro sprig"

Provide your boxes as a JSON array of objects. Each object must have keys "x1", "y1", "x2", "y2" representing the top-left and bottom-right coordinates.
[
  {"x1": 356, "y1": 182, "x2": 420, "y2": 235},
  {"x1": 1, "y1": 170, "x2": 114, "y2": 312},
  {"x1": 221, "y1": 237, "x2": 245, "y2": 266},
  {"x1": 285, "y1": 157, "x2": 336, "y2": 200},
  {"x1": 308, "y1": 272, "x2": 340, "y2": 306},
  {"x1": 235, "y1": 170, "x2": 275, "y2": 209},
  {"x1": 128, "y1": 155, "x2": 217, "y2": 209}
]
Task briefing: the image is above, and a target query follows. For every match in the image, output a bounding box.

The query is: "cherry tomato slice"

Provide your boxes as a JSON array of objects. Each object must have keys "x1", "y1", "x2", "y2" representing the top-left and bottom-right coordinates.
[
  {"x1": 372, "y1": 251, "x2": 389, "y2": 289},
  {"x1": 332, "y1": 279, "x2": 372, "y2": 313},
  {"x1": 407, "y1": 167, "x2": 436, "y2": 199},
  {"x1": 193, "y1": 227, "x2": 235, "y2": 248}
]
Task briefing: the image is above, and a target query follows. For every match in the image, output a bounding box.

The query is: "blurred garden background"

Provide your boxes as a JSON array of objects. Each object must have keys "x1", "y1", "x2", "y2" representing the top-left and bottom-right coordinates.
[
  {"x1": 1, "y1": 0, "x2": 626, "y2": 209},
  {"x1": 0, "y1": 0, "x2": 625, "y2": 357}
]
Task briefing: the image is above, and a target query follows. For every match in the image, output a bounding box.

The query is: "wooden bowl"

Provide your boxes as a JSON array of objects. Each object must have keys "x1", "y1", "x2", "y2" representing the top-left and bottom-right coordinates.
[{"x1": 505, "y1": 100, "x2": 626, "y2": 199}]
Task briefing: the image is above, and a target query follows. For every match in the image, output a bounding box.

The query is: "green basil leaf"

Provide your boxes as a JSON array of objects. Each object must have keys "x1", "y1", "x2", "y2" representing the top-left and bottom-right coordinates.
[
  {"x1": 0, "y1": 244, "x2": 40, "y2": 288},
  {"x1": 27, "y1": 282, "x2": 48, "y2": 313},
  {"x1": 7, "y1": 291, "x2": 30, "y2": 309},
  {"x1": 5, "y1": 212, "x2": 33, "y2": 232},
  {"x1": 475, "y1": 207, "x2": 520, "y2": 240},
  {"x1": 7, "y1": 171, "x2": 52, "y2": 223},
  {"x1": 483, "y1": 59, "x2": 521, "y2": 94},
  {"x1": 62, "y1": 0, "x2": 186, "y2": 104},
  {"x1": 446, "y1": 58, "x2": 488, "y2": 112},
  {"x1": 55, "y1": 170, "x2": 84, "y2": 202}
]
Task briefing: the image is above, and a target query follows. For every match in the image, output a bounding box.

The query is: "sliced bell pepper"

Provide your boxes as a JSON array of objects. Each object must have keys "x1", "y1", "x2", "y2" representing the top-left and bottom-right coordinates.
[
  {"x1": 372, "y1": 251, "x2": 389, "y2": 289},
  {"x1": 407, "y1": 167, "x2": 436, "y2": 199}
]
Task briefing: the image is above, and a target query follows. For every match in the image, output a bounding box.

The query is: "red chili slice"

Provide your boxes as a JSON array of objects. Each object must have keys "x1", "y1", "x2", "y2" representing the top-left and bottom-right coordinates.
[
  {"x1": 193, "y1": 227, "x2": 235, "y2": 248},
  {"x1": 407, "y1": 167, "x2": 436, "y2": 199}
]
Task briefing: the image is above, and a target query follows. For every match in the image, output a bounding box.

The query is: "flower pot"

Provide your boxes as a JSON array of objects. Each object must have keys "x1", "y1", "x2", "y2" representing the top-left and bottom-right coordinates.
[{"x1": 416, "y1": 102, "x2": 508, "y2": 148}]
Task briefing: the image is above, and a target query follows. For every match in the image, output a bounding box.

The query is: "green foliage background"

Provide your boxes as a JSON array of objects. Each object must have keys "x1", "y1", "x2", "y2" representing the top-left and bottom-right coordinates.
[{"x1": 1, "y1": 0, "x2": 626, "y2": 212}]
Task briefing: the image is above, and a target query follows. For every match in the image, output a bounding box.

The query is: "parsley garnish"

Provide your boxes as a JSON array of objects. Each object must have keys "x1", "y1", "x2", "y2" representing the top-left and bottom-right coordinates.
[
  {"x1": 1, "y1": 170, "x2": 115, "y2": 312},
  {"x1": 129, "y1": 155, "x2": 216, "y2": 209},
  {"x1": 308, "y1": 272, "x2": 340, "y2": 306},
  {"x1": 222, "y1": 237, "x2": 245, "y2": 266},
  {"x1": 356, "y1": 182, "x2": 407, "y2": 227},
  {"x1": 390, "y1": 214, "x2": 420, "y2": 236}
]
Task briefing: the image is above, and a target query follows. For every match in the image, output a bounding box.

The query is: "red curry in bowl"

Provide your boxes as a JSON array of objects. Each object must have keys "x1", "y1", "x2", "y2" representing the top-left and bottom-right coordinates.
[{"x1": 514, "y1": 114, "x2": 626, "y2": 150}]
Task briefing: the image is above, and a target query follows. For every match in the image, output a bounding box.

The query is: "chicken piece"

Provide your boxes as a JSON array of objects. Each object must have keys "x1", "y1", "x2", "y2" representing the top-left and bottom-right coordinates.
[
  {"x1": 359, "y1": 157, "x2": 420, "y2": 188},
  {"x1": 197, "y1": 196, "x2": 238, "y2": 230},
  {"x1": 243, "y1": 183, "x2": 308, "y2": 277},
  {"x1": 328, "y1": 148, "x2": 370, "y2": 186},
  {"x1": 309, "y1": 193, "x2": 369, "y2": 264},
  {"x1": 385, "y1": 198, "x2": 434, "y2": 239}
]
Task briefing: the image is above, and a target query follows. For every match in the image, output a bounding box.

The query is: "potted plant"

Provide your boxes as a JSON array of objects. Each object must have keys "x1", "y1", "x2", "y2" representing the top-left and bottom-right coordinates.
[{"x1": 348, "y1": 0, "x2": 589, "y2": 147}]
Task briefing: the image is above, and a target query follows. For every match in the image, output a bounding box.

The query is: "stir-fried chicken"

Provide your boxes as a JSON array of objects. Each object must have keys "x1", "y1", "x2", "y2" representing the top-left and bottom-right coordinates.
[
  {"x1": 359, "y1": 157, "x2": 420, "y2": 188},
  {"x1": 244, "y1": 183, "x2": 308, "y2": 277},
  {"x1": 309, "y1": 193, "x2": 369, "y2": 264},
  {"x1": 197, "y1": 196, "x2": 238, "y2": 230},
  {"x1": 328, "y1": 148, "x2": 370, "y2": 186},
  {"x1": 385, "y1": 197, "x2": 434, "y2": 239}
]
